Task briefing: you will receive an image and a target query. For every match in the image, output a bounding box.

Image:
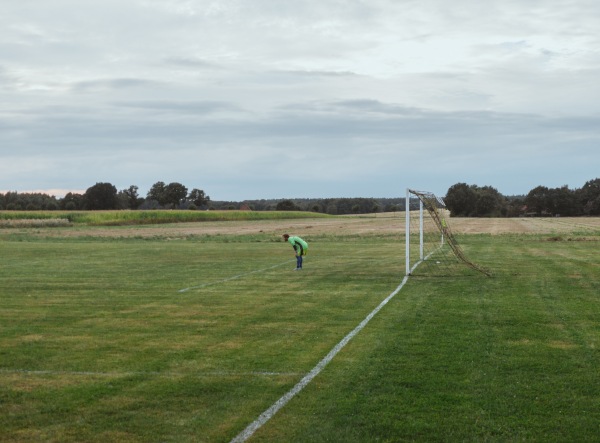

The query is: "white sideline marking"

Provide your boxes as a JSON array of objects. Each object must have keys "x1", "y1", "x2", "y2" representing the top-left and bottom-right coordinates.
[
  {"x1": 230, "y1": 274, "x2": 411, "y2": 443},
  {"x1": 408, "y1": 246, "x2": 442, "y2": 275},
  {"x1": 178, "y1": 260, "x2": 294, "y2": 293}
]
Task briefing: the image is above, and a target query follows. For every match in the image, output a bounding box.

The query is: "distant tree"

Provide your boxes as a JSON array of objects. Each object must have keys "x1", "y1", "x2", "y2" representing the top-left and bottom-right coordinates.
[
  {"x1": 445, "y1": 183, "x2": 477, "y2": 216},
  {"x1": 325, "y1": 200, "x2": 338, "y2": 215},
  {"x1": 0, "y1": 192, "x2": 58, "y2": 211},
  {"x1": 147, "y1": 181, "x2": 167, "y2": 206},
  {"x1": 445, "y1": 184, "x2": 507, "y2": 217},
  {"x1": 139, "y1": 199, "x2": 161, "y2": 210},
  {"x1": 146, "y1": 181, "x2": 188, "y2": 208},
  {"x1": 583, "y1": 195, "x2": 600, "y2": 216},
  {"x1": 3, "y1": 192, "x2": 22, "y2": 210},
  {"x1": 61, "y1": 192, "x2": 84, "y2": 210},
  {"x1": 188, "y1": 188, "x2": 210, "y2": 208},
  {"x1": 84, "y1": 182, "x2": 118, "y2": 210},
  {"x1": 474, "y1": 186, "x2": 506, "y2": 217},
  {"x1": 119, "y1": 185, "x2": 143, "y2": 209},
  {"x1": 6, "y1": 201, "x2": 23, "y2": 210},
  {"x1": 525, "y1": 186, "x2": 551, "y2": 215},
  {"x1": 163, "y1": 182, "x2": 188, "y2": 208},
  {"x1": 32, "y1": 193, "x2": 60, "y2": 210},
  {"x1": 505, "y1": 196, "x2": 525, "y2": 217},
  {"x1": 45, "y1": 200, "x2": 59, "y2": 211},
  {"x1": 579, "y1": 178, "x2": 600, "y2": 215},
  {"x1": 276, "y1": 200, "x2": 300, "y2": 211},
  {"x1": 549, "y1": 185, "x2": 579, "y2": 216}
]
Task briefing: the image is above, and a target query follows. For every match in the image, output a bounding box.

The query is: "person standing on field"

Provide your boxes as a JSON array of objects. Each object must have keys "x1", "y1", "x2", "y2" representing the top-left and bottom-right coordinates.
[{"x1": 283, "y1": 234, "x2": 308, "y2": 270}]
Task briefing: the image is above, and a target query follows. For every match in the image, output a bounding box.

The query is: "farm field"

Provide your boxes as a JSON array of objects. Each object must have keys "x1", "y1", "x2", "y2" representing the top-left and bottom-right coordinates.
[{"x1": 1, "y1": 212, "x2": 599, "y2": 442}]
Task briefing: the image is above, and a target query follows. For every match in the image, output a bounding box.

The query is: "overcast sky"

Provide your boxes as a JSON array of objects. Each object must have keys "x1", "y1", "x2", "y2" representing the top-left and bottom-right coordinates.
[{"x1": 1, "y1": 0, "x2": 599, "y2": 201}]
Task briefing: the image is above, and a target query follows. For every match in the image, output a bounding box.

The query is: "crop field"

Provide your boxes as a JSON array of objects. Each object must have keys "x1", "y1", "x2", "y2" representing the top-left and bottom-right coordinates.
[{"x1": 1, "y1": 213, "x2": 599, "y2": 442}]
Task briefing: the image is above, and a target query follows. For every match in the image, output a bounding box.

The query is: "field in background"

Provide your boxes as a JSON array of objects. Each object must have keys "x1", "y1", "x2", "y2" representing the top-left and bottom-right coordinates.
[
  {"x1": 1, "y1": 213, "x2": 599, "y2": 442},
  {"x1": 0, "y1": 210, "x2": 328, "y2": 228},
  {"x1": 3, "y1": 210, "x2": 600, "y2": 238}
]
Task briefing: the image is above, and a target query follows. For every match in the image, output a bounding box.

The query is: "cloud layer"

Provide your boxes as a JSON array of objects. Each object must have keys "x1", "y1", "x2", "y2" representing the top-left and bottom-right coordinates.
[{"x1": 1, "y1": 0, "x2": 599, "y2": 199}]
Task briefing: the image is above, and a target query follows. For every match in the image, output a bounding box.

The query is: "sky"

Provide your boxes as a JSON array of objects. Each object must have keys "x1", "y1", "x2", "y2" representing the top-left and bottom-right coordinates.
[{"x1": 1, "y1": 0, "x2": 599, "y2": 201}]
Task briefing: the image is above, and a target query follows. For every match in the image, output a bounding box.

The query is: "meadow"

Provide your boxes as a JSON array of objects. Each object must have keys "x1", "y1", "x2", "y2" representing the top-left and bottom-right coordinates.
[
  {"x1": 0, "y1": 210, "x2": 328, "y2": 227},
  {"x1": 1, "y1": 213, "x2": 599, "y2": 442}
]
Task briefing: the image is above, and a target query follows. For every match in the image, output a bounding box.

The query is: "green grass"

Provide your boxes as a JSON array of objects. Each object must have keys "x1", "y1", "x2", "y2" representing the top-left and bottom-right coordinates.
[
  {"x1": 1, "y1": 227, "x2": 599, "y2": 442},
  {"x1": 255, "y1": 235, "x2": 600, "y2": 442},
  {"x1": 0, "y1": 210, "x2": 329, "y2": 226}
]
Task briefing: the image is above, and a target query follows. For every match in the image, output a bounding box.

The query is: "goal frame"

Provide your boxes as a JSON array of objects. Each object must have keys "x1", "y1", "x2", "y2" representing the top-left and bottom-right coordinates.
[
  {"x1": 405, "y1": 188, "x2": 490, "y2": 277},
  {"x1": 405, "y1": 189, "x2": 438, "y2": 275}
]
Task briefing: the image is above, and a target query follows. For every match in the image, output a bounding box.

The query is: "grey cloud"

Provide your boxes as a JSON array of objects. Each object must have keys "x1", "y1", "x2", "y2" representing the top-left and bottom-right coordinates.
[
  {"x1": 116, "y1": 100, "x2": 244, "y2": 115},
  {"x1": 71, "y1": 78, "x2": 161, "y2": 92},
  {"x1": 280, "y1": 70, "x2": 359, "y2": 78},
  {"x1": 278, "y1": 99, "x2": 415, "y2": 115},
  {"x1": 2, "y1": 102, "x2": 598, "y2": 198},
  {"x1": 328, "y1": 100, "x2": 422, "y2": 115},
  {"x1": 164, "y1": 56, "x2": 221, "y2": 69},
  {"x1": 5, "y1": 98, "x2": 599, "y2": 150},
  {"x1": 2, "y1": 0, "x2": 600, "y2": 199}
]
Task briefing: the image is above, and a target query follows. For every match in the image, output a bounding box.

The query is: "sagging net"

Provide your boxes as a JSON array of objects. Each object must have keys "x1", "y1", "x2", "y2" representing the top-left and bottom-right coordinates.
[{"x1": 407, "y1": 189, "x2": 491, "y2": 277}]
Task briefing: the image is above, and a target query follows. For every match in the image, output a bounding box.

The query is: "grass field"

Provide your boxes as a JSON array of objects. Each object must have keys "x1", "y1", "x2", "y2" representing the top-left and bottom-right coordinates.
[{"x1": 1, "y1": 214, "x2": 599, "y2": 442}]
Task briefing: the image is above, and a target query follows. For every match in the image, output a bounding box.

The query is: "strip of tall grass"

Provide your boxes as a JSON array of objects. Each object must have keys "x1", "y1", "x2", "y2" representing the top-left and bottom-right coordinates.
[
  {"x1": 0, "y1": 218, "x2": 71, "y2": 228},
  {"x1": 0, "y1": 210, "x2": 329, "y2": 226}
]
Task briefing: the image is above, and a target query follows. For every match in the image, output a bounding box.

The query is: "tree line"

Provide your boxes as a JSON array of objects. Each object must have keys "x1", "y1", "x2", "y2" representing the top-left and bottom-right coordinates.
[
  {"x1": 2, "y1": 178, "x2": 599, "y2": 216},
  {"x1": 444, "y1": 178, "x2": 600, "y2": 217},
  {"x1": 0, "y1": 180, "x2": 405, "y2": 214},
  {"x1": 217, "y1": 197, "x2": 404, "y2": 214},
  {"x1": 0, "y1": 182, "x2": 210, "y2": 211}
]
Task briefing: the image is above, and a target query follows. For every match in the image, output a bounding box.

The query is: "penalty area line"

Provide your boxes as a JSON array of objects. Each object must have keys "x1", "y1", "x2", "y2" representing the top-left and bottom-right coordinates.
[
  {"x1": 230, "y1": 274, "x2": 411, "y2": 443},
  {"x1": 178, "y1": 260, "x2": 295, "y2": 293}
]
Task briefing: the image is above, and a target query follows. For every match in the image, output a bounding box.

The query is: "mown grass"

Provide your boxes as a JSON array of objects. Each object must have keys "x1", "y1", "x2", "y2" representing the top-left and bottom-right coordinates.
[
  {"x1": 0, "y1": 231, "x2": 403, "y2": 442},
  {"x1": 251, "y1": 234, "x2": 600, "y2": 442},
  {"x1": 1, "y1": 225, "x2": 599, "y2": 442}
]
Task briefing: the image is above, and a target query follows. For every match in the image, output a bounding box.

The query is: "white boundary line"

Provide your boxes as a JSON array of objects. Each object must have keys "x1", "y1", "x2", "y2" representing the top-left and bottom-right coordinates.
[
  {"x1": 178, "y1": 260, "x2": 295, "y2": 293},
  {"x1": 230, "y1": 274, "x2": 411, "y2": 443},
  {"x1": 409, "y1": 249, "x2": 439, "y2": 275}
]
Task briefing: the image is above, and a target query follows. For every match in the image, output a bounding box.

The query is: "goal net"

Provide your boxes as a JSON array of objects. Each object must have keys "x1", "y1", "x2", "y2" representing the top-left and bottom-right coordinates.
[{"x1": 405, "y1": 189, "x2": 491, "y2": 277}]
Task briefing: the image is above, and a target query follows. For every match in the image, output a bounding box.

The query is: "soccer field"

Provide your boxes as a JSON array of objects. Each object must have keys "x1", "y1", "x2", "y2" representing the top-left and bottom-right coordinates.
[{"x1": 1, "y1": 216, "x2": 599, "y2": 442}]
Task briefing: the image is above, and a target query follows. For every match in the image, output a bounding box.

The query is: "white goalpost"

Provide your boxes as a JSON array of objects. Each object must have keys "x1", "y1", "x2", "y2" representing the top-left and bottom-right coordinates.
[{"x1": 405, "y1": 188, "x2": 490, "y2": 277}]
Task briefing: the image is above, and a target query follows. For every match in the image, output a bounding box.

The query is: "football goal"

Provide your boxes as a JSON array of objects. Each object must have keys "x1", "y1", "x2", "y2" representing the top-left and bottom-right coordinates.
[{"x1": 405, "y1": 189, "x2": 491, "y2": 277}]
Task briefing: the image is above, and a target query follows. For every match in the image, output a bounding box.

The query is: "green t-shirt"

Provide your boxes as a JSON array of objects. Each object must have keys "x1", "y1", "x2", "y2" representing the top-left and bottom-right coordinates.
[{"x1": 287, "y1": 236, "x2": 308, "y2": 254}]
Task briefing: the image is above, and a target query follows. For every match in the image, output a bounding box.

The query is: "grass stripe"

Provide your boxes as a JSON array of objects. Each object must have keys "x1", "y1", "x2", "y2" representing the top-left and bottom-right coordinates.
[
  {"x1": 177, "y1": 259, "x2": 296, "y2": 293},
  {"x1": 0, "y1": 368, "x2": 301, "y2": 378}
]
